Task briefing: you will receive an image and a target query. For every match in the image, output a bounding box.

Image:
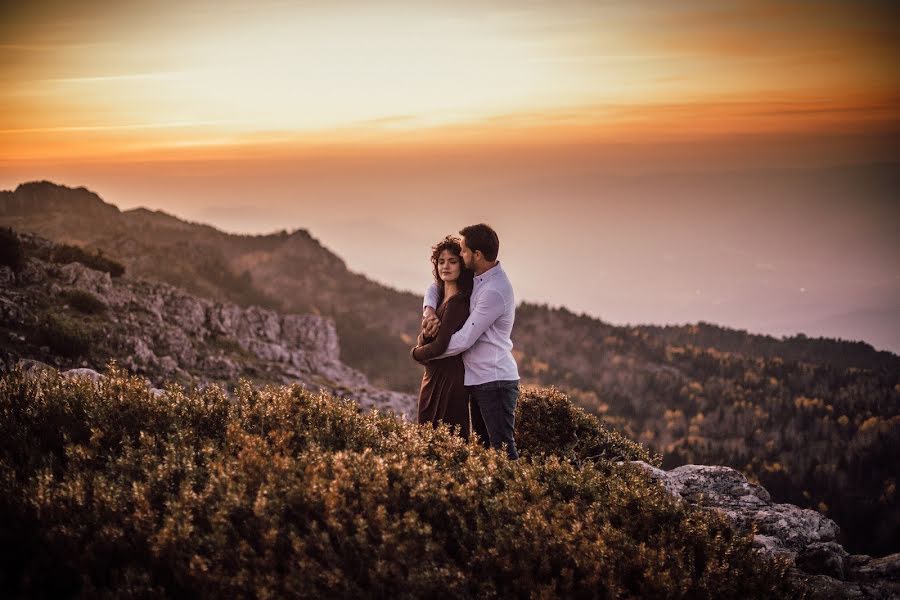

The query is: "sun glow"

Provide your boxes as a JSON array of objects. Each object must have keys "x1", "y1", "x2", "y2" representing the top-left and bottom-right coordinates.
[
  {"x1": 7, "y1": 7, "x2": 557, "y2": 138},
  {"x1": 2, "y1": 1, "x2": 898, "y2": 161}
]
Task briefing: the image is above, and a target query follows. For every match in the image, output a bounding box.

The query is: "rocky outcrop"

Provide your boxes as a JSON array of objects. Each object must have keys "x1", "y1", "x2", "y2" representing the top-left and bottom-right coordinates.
[
  {"x1": 632, "y1": 461, "x2": 900, "y2": 599},
  {"x1": 1, "y1": 232, "x2": 415, "y2": 417}
]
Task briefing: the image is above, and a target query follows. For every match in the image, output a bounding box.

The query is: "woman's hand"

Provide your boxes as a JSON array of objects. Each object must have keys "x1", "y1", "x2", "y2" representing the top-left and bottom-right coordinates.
[{"x1": 422, "y1": 306, "x2": 441, "y2": 337}]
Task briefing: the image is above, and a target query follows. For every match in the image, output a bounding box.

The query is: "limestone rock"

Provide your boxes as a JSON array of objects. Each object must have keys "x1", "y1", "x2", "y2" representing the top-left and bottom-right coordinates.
[
  {"x1": 631, "y1": 461, "x2": 899, "y2": 599},
  {"x1": 62, "y1": 368, "x2": 103, "y2": 383},
  {"x1": 59, "y1": 262, "x2": 112, "y2": 295},
  {"x1": 797, "y1": 542, "x2": 850, "y2": 579},
  {"x1": 850, "y1": 552, "x2": 900, "y2": 582}
]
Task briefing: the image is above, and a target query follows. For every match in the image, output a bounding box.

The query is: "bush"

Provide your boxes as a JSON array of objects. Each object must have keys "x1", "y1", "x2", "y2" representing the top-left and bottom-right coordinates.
[
  {"x1": 0, "y1": 227, "x2": 24, "y2": 272},
  {"x1": 38, "y1": 313, "x2": 95, "y2": 357},
  {"x1": 517, "y1": 386, "x2": 658, "y2": 466},
  {"x1": 50, "y1": 243, "x2": 125, "y2": 277},
  {"x1": 0, "y1": 368, "x2": 797, "y2": 599},
  {"x1": 60, "y1": 288, "x2": 107, "y2": 315}
]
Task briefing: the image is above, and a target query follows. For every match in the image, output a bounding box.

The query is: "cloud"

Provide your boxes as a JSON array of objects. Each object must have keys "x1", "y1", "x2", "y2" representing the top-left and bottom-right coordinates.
[{"x1": 43, "y1": 71, "x2": 185, "y2": 84}]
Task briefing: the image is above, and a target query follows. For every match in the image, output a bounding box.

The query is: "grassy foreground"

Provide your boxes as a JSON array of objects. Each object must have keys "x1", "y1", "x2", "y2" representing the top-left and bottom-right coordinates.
[{"x1": 0, "y1": 367, "x2": 796, "y2": 599}]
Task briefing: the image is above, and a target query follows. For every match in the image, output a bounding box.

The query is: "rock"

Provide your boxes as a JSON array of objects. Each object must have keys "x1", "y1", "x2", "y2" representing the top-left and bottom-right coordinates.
[
  {"x1": 633, "y1": 462, "x2": 899, "y2": 599},
  {"x1": 126, "y1": 336, "x2": 157, "y2": 367},
  {"x1": 0, "y1": 265, "x2": 14, "y2": 286},
  {"x1": 59, "y1": 261, "x2": 112, "y2": 294},
  {"x1": 790, "y1": 569, "x2": 866, "y2": 599},
  {"x1": 666, "y1": 464, "x2": 772, "y2": 508},
  {"x1": 661, "y1": 464, "x2": 840, "y2": 552},
  {"x1": 62, "y1": 368, "x2": 103, "y2": 383},
  {"x1": 17, "y1": 358, "x2": 53, "y2": 376},
  {"x1": 16, "y1": 259, "x2": 44, "y2": 285},
  {"x1": 750, "y1": 502, "x2": 840, "y2": 552},
  {"x1": 850, "y1": 552, "x2": 900, "y2": 582},
  {"x1": 166, "y1": 289, "x2": 208, "y2": 332},
  {"x1": 629, "y1": 460, "x2": 683, "y2": 498},
  {"x1": 753, "y1": 535, "x2": 795, "y2": 561},
  {"x1": 796, "y1": 542, "x2": 850, "y2": 579},
  {"x1": 157, "y1": 355, "x2": 179, "y2": 374}
]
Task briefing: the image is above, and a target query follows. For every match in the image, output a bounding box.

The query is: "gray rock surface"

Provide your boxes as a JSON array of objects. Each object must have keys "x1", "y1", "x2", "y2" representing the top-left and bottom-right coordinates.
[
  {"x1": 631, "y1": 460, "x2": 900, "y2": 599},
  {"x1": 61, "y1": 367, "x2": 103, "y2": 383}
]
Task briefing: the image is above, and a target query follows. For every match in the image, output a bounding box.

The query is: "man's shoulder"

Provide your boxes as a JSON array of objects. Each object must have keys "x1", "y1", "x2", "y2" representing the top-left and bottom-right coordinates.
[
  {"x1": 486, "y1": 269, "x2": 514, "y2": 293},
  {"x1": 476, "y1": 280, "x2": 513, "y2": 308}
]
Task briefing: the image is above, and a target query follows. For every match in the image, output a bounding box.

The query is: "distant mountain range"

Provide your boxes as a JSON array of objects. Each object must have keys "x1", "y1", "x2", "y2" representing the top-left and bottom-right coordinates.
[{"x1": 2, "y1": 181, "x2": 898, "y2": 556}]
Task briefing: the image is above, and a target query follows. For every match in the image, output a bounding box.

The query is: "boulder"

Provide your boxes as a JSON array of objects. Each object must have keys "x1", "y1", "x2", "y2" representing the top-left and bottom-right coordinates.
[{"x1": 61, "y1": 368, "x2": 103, "y2": 383}]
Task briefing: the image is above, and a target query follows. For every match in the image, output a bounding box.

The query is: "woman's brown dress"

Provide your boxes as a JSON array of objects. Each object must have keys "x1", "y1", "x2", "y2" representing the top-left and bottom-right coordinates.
[{"x1": 411, "y1": 293, "x2": 470, "y2": 439}]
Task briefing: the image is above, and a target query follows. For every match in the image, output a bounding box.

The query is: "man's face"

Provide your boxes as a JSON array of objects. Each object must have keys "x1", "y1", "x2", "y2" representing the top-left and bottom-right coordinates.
[{"x1": 459, "y1": 237, "x2": 476, "y2": 270}]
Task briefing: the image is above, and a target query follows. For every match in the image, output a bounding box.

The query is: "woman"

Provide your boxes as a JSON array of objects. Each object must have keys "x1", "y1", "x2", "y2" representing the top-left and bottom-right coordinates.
[{"x1": 411, "y1": 236, "x2": 474, "y2": 438}]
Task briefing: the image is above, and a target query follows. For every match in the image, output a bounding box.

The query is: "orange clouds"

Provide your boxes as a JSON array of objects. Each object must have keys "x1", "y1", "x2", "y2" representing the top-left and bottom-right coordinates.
[{"x1": 1, "y1": 0, "x2": 898, "y2": 164}]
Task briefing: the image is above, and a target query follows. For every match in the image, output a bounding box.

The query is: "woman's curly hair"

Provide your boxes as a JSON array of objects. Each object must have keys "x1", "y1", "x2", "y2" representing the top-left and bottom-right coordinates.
[{"x1": 430, "y1": 235, "x2": 474, "y2": 305}]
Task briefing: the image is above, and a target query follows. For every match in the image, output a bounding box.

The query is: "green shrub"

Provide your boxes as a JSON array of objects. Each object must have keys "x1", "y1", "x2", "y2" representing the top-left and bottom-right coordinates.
[
  {"x1": 50, "y1": 243, "x2": 125, "y2": 277},
  {"x1": 60, "y1": 288, "x2": 107, "y2": 315},
  {"x1": 517, "y1": 386, "x2": 659, "y2": 466},
  {"x1": 38, "y1": 313, "x2": 95, "y2": 357},
  {"x1": 0, "y1": 227, "x2": 24, "y2": 272},
  {"x1": 0, "y1": 368, "x2": 797, "y2": 599}
]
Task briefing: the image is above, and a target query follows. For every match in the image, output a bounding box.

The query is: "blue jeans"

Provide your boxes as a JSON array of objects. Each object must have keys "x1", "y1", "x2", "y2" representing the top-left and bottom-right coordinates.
[{"x1": 467, "y1": 380, "x2": 519, "y2": 460}]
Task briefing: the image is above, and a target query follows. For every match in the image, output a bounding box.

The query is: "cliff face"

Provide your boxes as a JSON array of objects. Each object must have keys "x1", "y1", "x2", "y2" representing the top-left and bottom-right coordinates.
[{"x1": 0, "y1": 231, "x2": 415, "y2": 417}]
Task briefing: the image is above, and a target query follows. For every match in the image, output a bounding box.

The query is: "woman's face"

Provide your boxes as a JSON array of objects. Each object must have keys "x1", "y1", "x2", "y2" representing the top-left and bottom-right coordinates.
[{"x1": 437, "y1": 249, "x2": 462, "y2": 283}]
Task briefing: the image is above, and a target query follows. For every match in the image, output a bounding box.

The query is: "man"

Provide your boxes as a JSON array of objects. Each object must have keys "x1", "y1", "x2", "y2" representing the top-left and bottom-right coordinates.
[{"x1": 420, "y1": 223, "x2": 520, "y2": 459}]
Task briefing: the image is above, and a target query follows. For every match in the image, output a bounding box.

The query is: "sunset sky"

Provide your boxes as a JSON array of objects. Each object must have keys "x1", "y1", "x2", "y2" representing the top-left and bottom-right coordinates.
[{"x1": 2, "y1": 0, "x2": 899, "y2": 351}]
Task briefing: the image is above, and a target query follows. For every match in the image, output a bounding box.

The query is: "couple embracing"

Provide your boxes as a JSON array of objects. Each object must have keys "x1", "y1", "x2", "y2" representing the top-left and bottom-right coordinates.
[{"x1": 410, "y1": 223, "x2": 520, "y2": 460}]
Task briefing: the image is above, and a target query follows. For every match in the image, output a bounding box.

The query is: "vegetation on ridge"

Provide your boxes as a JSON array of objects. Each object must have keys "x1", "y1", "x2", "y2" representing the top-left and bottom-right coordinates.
[
  {"x1": 514, "y1": 303, "x2": 900, "y2": 556},
  {"x1": 3, "y1": 184, "x2": 898, "y2": 555},
  {"x1": 0, "y1": 367, "x2": 796, "y2": 599}
]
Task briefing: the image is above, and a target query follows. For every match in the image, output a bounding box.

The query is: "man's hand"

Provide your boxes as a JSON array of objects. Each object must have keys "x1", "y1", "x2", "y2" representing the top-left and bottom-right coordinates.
[{"x1": 422, "y1": 306, "x2": 440, "y2": 338}]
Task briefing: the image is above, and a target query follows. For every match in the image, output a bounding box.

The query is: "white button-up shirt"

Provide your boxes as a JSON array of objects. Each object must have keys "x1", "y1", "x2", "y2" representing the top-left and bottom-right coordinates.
[{"x1": 423, "y1": 262, "x2": 519, "y2": 386}]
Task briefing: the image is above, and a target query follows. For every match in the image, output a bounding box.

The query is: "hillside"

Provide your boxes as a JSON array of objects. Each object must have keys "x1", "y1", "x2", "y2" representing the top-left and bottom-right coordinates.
[
  {"x1": 513, "y1": 304, "x2": 900, "y2": 556},
  {"x1": 2, "y1": 181, "x2": 898, "y2": 556},
  {"x1": 1, "y1": 180, "x2": 423, "y2": 393},
  {"x1": 0, "y1": 229, "x2": 413, "y2": 416}
]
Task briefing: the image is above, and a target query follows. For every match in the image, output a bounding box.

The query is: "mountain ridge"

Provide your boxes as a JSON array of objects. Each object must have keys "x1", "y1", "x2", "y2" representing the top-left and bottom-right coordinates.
[{"x1": 3, "y1": 180, "x2": 894, "y2": 365}]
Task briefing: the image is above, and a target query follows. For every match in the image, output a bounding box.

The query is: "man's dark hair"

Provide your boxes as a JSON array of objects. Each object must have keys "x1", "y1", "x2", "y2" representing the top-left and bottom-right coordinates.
[{"x1": 459, "y1": 223, "x2": 499, "y2": 262}]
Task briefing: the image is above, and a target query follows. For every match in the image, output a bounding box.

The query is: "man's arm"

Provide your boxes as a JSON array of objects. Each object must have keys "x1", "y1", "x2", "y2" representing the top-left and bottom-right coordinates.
[
  {"x1": 433, "y1": 289, "x2": 505, "y2": 359},
  {"x1": 423, "y1": 282, "x2": 440, "y2": 311}
]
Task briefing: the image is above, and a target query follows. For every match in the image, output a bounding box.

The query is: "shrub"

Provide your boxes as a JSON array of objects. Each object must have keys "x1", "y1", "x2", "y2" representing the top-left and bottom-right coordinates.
[
  {"x1": 60, "y1": 288, "x2": 107, "y2": 315},
  {"x1": 0, "y1": 227, "x2": 24, "y2": 272},
  {"x1": 37, "y1": 313, "x2": 95, "y2": 357},
  {"x1": 517, "y1": 386, "x2": 659, "y2": 466},
  {"x1": 50, "y1": 243, "x2": 125, "y2": 277},
  {"x1": 0, "y1": 368, "x2": 797, "y2": 599}
]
